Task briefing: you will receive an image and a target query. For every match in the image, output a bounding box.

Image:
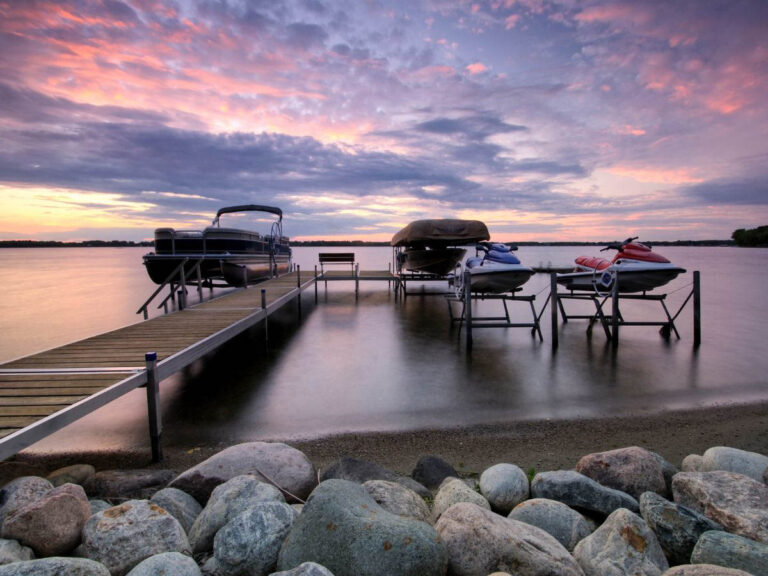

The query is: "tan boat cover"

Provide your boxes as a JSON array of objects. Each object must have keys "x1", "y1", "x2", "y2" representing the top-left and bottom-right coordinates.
[{"x1": 391, "y1": 219, "x2": 490, "y2": 247}]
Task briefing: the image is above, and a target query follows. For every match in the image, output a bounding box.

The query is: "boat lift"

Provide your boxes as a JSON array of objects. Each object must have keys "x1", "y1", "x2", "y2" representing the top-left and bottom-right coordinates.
[
  {"x1": 546, "y1": 271, "x2": 701, "y2": 347},
  {"x1": 446, "y1": 270, "x2": 544, "y2": 350}
]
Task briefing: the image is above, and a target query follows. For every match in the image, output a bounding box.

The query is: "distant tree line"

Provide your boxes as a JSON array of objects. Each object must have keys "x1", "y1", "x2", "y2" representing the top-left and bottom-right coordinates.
[
  {"x1": 732, "y1": 225, "x2": 768, "y2": 247},
  {"x1": 0, "y1": 240, "x2": 153, "y2": 248}
]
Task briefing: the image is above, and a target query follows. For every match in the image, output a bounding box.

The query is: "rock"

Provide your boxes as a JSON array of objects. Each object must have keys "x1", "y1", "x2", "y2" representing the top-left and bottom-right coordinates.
[
  {"x1": 203, "y1": 502, "x2": 297, "y2": 576},
  {"x1": 700, "y1": 447, "x2": 768, "y2": 482},
  {"x1": 320, "y1": 457, "x2": 430, "y2": 499},
  {"x1": 89, "y1": 500, "x2": 112, "y2": 515},
  {"x1": 531, "y1": 470, "x2": 639, "y2": 516},
  {"x1": 0, "y1": 538, "x2": 34, "y2": 565},
  {"x1": 691, "y1": 530, "x2": 768, "y2": 575},
  {"x1": 362, "y1": 480, "x2": 430, "y2": 523},
  {"x1": 639, "y1": 491, "x2": 723, "y2": 566},
  {"x1": 435, "y1": 502, "x2": 584, "y2": 576},
  {"x1": 411, "y1": 455, "x2": 459, "y2": 491},
  {"x1": 277, "y1": 479, "x2": 447, "y2": 576},
  {"x1": 151, "y1": 487, "x2": 202, "y2": 535},
  {"x1": 270, "y1": 562, "x2": 335, "y2": 576},
  {"x1": 0, "y1": 477, "x2": 52, "y2": 532},
  {"x1": 576, "y1": 446, "x2": 667, "y2": 499},
  {"x1": 682, "y1": 455, "x2": 705, "y2": 472},
  {"x1": 672, "y1": 471, "x2": 768, "y2": 543},
  {"x1": 431, "y1": 478, "x2": 490, "y2": 522},
  {"x1": 0, "y1": 557, "x2": 110, "y2": 575},
  {"x1": 171, "y1": 442, "x2": 316, "y2": 504},
  {"x1": 82, "y1": 499, "x2": 191, "y2": 576},
  {"x1": 0, "y1": 464, "x2": 46, "y2": 489},
  {"x1": 764, "y1": 466, "x2": 767, "y2": 485},
  {"x1": 189, "y1": 475, "x2": 284, "y2": 554},
  {"x1": 508, "y1": 498, "x2": 593, "y2": 552},
  {"x1": 84, "y1": 469, "x2": 175, "y2": 500},
  {"x1": 573, "y1": 507, "x2": 669, "y2": 576},
  {"x1": 479, "y1": 463, "x2": 529, "y2": 514},
  {"x1": 1, "y1": 483, "x2": 91, "y2": 556},
  {"x1": 126, "y1": 552, "x2": 202, "y2": 576},
  {"x1": 47, "y1": 464, "x2": 96, "y2": 487},
  {"x1": 649, "y1": 451, "x2": 680, "y2": 495},
  {"x1": 662, "y1": 566, "x2": 752, "y2": 575}
]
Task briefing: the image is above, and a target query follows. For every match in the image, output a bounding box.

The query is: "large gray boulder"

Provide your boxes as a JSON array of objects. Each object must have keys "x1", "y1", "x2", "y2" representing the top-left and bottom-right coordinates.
[
  {"x1": 575, "y1": 446, "x2": 667, "y2": 499},
  {"x1": 0, "y1": 538, "x2": 34, "y2": 565},
  {"x1": 431, "y1": 478, "x2": 490, "y2": 522},
  {"x1": 639, "y1": 491, "x2": 723, "y2": 565},
  {"x1": 271, "y1": 563, "x2": 334, "y2": 576},
  {"x1": 202, "y1": 502, "x2": 297, "y2": 576},
  {"x1": 188, "y1": 475, "x2": 284, "y2": 554},
  {"x1": 411, "y1": 455, "x2": 459, "y2": 491},
  {"x1": 435, "y1": 502, "x2": 584, "y2": 576},
  {"x1": 508, "y1": 498, "x2": 593, "y2": 552},
  {"x1": 0, "y1": 477, "x2": 52, "y2": 532},
  {"x1": 700, "y1": 447, "x2": 768, "y2": 482},
  {"x1": 573, "y1": 508, "x2": 668, "y2": 576},
  {"x1": 362, "y1": 480, "x2": 430, "y2": 523},
  {"x1": 691, "y1": 530, "x2": 768, "y2": 575},
  {"x1": 672, "y1": 471, "x2": 768, "y2": 543},
  {"x1": 531, "y1": 470, "x2": 639, "y2": 516},
  {"x1": 126, "y1": 552, "x2": 202, "y2": 576},
  {"x1": 479, "y1": 463, "x2": 530, "y2": 514},
  {"x1": 150, "y1": 487, "x2": 202, "y2": 535},
  {"x1": 662, "y1": 566, "x2": 752, "y2": 575},
  {"x1": 81, "y1": 500, "x2": 191, "y2": 576},
  {"x1": 320, "y1": 457, "x2": 430, "y2": 499},
  {"x1": 171, "y1": 442, "x2": 317, "y2": 504},
  {"x1": 83, "y1": 469, "x2": 175, "y2": 500},
  {"x1": 1, "y1": 483, "x2": 91, "y2": 556},
  {"x1": 277, "y1": 479, "x2": 447, "y2": 576},
  {"x1": 0, "y1": 557, "x2": 110, "y2": 575}
]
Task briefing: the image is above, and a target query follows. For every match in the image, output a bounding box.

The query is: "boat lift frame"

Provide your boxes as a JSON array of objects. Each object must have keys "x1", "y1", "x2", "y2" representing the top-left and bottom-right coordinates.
[
  {"x1": 446, "y1": 270, "x2": 544, "y2": 350},
  {"x1": 547, "y1": 270, "x2": 701, "y2": 347}
]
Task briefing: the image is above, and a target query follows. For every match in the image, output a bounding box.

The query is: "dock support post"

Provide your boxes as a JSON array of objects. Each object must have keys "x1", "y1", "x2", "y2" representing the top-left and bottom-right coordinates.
[
  {"x1": 144, "y1": 352, "x2": 163, "y2": 463},
  {"x1": 550, "y1": 273, "x2": 559, "y2": 349},
  {"x1": 314, "y1": 265, "x2": 318, "y2": 302},
  {"x1": 611, "y1": 272, "x2": 620, "y2": 346},
  {"x1": 296, "y1": 265, "x2": 302, "y2": 316},
  {"x1": 355, "y1": 263, "x2": 360, "y2": 299},
  {"x1": 464, "y1": 270, "x2": 473, "y2": 351},
  {"x1": 261, "y1": 289, "x2": 268, "y2": 343},
  {"x1": 178, "y1": 267, "x2": 187, "y2": 310},
  {"x1": 196, "y1": 263, "x2": 203, "y2": 303},
  {"x1": 693, "y1": 270, "x2": 701, "y2": 347}
]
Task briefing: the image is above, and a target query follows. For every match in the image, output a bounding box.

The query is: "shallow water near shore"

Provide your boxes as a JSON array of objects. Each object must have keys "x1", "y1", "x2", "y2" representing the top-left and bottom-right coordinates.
[{"x1": 1, "y1": 245, "x2": 767, "y2": 456}]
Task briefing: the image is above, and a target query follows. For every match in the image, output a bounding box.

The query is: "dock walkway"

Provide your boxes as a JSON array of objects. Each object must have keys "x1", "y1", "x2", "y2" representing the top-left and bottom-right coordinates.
[{"x1": 0, "y1": 270, "x2": 316, "y2": 460}]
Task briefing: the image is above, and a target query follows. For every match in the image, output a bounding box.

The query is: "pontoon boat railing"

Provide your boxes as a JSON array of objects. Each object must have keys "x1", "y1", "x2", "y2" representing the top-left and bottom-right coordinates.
[{"x1": 137, "y1": 258, "x2": 205, "y2": 319}]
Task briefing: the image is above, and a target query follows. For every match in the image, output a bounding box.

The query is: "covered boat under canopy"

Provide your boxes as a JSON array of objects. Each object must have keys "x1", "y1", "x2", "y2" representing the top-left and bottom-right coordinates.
[{"x1": 390, "y1": 219, "x2": 490, "y2": 247}]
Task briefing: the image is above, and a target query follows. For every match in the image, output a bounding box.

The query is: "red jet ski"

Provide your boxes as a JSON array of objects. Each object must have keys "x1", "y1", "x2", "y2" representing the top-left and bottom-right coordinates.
[{"x1": 557, "y1": 237, "x2": 686, "y2": 293}]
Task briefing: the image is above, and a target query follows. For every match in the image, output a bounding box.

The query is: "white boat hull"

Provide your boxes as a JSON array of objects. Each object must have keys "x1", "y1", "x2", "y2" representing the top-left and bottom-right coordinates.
[
  {"x1": 466, "y1": 264, "x2": 534, "y2": 293},
  {"x1": 557, "y1": 261, "x2": 686, "y2": 293}
]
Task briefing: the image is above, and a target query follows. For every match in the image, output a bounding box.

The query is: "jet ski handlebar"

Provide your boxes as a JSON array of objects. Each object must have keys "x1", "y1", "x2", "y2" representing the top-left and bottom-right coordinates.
[{"x1": 600, "y1": 236, "x2": 639, "y2": 252}]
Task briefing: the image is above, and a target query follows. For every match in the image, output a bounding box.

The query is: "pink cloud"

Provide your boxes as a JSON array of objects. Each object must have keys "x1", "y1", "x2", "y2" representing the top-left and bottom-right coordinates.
[{"x1": 466, "y1": 62, "x2": 488, "y2": 75}]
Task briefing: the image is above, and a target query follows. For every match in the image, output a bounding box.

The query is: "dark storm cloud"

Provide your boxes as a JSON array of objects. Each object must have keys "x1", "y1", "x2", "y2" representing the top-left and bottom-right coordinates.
[
  {"x1": 683, "y1": 178, "x2": 768, "y2": 206},
  {"x1": 415, "y1": 115, "x2": 527, "y2": 139}
]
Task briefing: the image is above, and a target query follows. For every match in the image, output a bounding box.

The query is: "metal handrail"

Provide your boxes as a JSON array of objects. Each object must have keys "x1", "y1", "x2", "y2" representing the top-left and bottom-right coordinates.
[{"x1": 137, "y1": 258, "x2": 203, "y2": 319}]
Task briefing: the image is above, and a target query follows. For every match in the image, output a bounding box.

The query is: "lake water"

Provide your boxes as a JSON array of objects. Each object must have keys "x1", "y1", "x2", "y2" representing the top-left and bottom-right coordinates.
[{"x1": 1, "y1": 245, "x2": 767, "y2": 455}]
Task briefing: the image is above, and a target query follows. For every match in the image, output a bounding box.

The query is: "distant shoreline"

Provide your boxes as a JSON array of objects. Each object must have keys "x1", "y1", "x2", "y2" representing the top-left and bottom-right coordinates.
[{"x1": 0, "y1": 239, "x2": 737, "y2": 248}]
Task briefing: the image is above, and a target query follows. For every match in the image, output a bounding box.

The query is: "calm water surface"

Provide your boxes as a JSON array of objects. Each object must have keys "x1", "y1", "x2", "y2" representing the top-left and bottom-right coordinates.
[{"x1": 1, "y1": 246, "x2": 767, "y2": 454}]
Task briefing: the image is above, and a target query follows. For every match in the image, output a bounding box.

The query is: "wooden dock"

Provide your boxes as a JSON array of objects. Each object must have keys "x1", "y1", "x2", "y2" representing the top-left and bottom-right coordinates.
[{"x1": 0, "y1": 270, "x2": 317, "y2": 461}]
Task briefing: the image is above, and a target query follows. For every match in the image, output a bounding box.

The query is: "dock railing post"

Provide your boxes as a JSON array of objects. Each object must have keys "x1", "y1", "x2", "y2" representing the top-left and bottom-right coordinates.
[
  {"x1": 296, "y1": 265, "x2": 302, "y2": 316},
  {"x1": 611, "y1": 272, "x2": 620, "y2": 346},
  {"x1": 464, "y1": 270, "x2": 473, "y2": 351},
  {"x1": 178, "y1": 266, "x2": 186, "y2": 310},
  {"x1": 550, "y1": 273, "x2": 559, "y2": 349},
  {"x1": 144, "y1": 352, "x2": 163, "y2": 463},
  {"x1": 314, "y1": 265, "x2": 318, "y2": 302},
  {"x1": 355, "y1": 263, "x2": 360, "y2": 299},
  {"x1": 693, "y1": 270, "x2": 701, "y2": 347},
  {"x1": 261, "y1": 289, "x2": 268, "y2": 343}
]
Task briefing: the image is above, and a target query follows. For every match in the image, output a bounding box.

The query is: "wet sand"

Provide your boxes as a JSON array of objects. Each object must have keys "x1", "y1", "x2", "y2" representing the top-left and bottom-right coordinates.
[{"x1": 14, "y1": 401, "x2": 768, "y2": 478}]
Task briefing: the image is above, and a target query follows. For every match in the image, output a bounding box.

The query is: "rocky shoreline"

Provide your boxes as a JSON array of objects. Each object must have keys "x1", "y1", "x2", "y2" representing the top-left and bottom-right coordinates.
[{"x1": 0, "y1": 441, "x2": 766, "y2": 575}]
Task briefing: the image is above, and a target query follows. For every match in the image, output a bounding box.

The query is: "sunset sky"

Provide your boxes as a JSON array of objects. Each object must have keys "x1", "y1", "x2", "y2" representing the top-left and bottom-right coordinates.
[{"x1": 0, "y1": 0, "x2": 766, "y2": 242}]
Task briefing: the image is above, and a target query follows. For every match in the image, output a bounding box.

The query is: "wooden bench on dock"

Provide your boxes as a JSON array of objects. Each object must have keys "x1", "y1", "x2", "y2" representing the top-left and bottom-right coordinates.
[{"x1": 319, "y1": 252, "x2": 355, "y2": 274}]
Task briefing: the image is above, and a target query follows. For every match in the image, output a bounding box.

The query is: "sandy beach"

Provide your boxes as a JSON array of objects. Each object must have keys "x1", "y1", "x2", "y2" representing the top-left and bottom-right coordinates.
[{"x1": 14, "y1": 400, "x2": 768, "y2": 478}]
